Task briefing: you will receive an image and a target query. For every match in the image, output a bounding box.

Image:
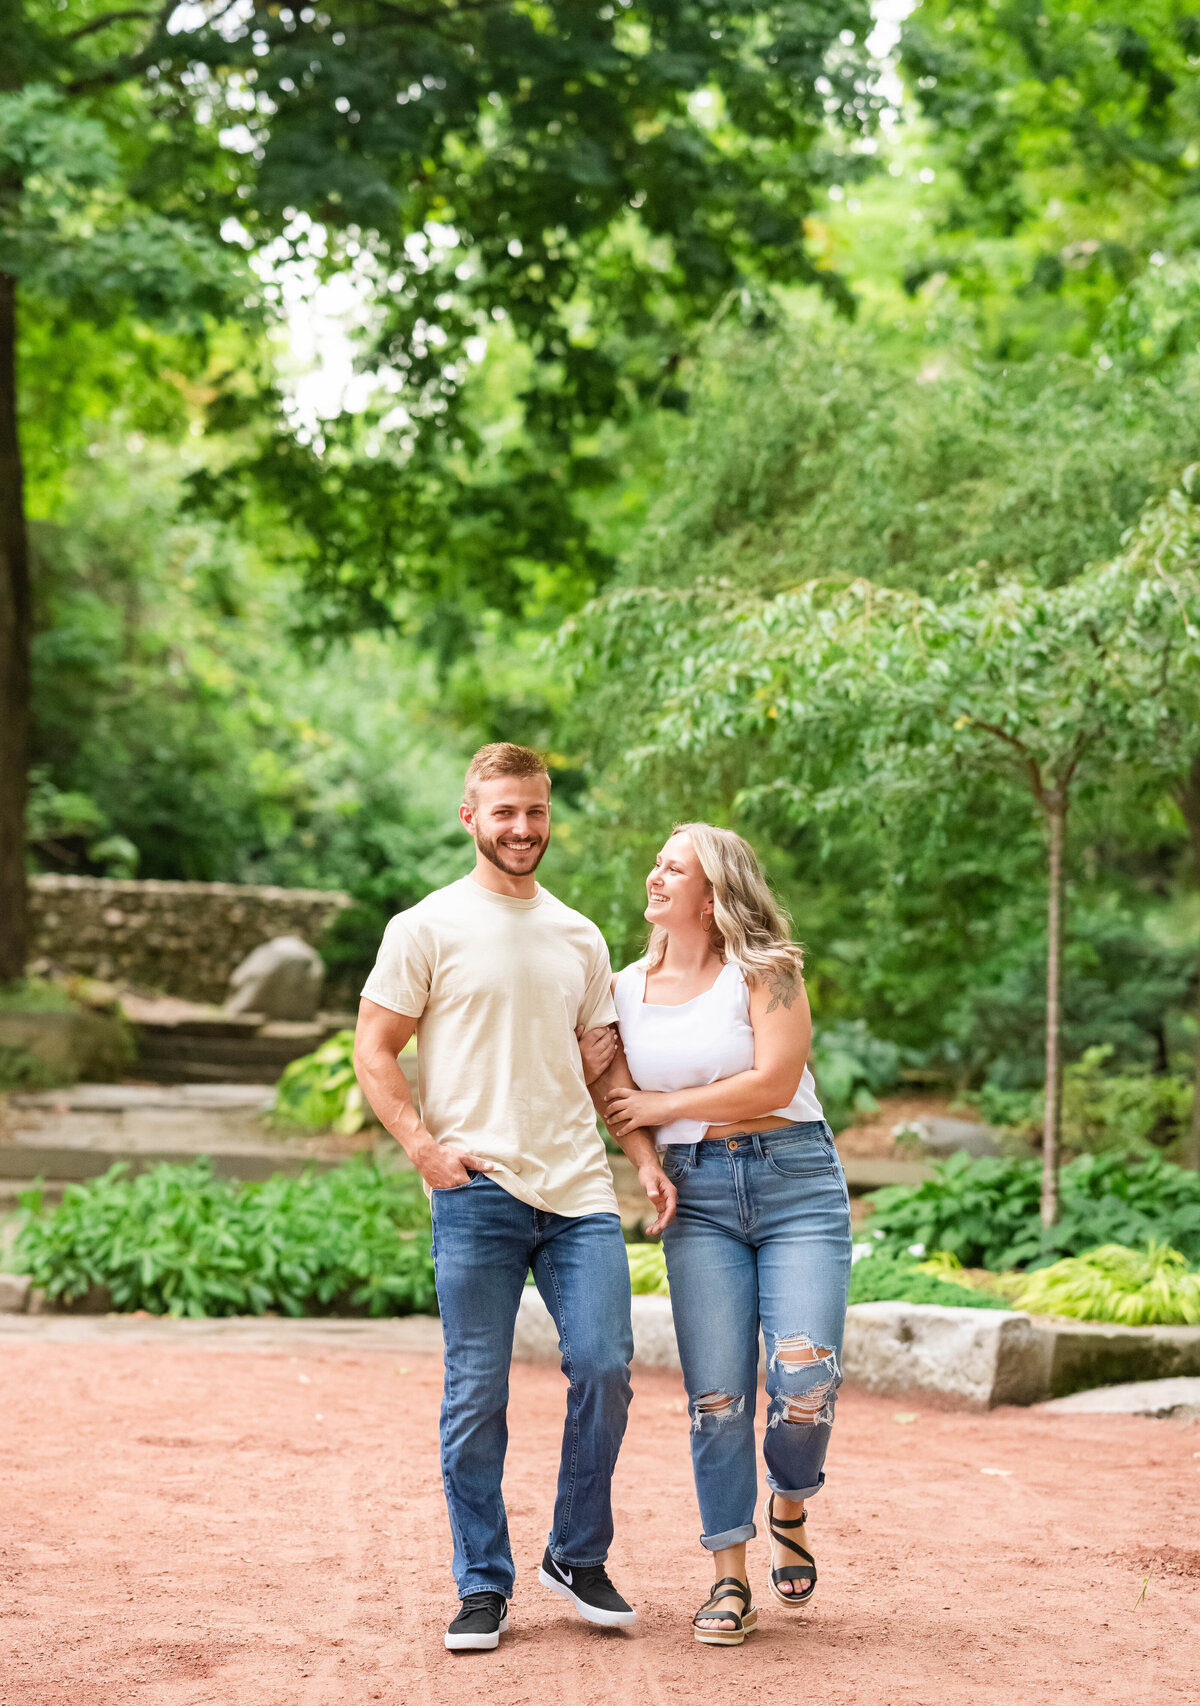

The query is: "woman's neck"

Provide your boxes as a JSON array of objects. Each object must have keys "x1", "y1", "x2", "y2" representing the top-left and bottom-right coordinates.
[{"x1": 657, "y1": 927, "x2": 723, "y2": 978}]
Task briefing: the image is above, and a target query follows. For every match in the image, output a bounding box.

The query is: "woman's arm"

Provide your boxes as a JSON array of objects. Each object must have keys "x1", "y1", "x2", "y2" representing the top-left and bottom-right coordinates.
[{"x1": 604, "y1": 968, "x2": 811, "y2": 1136}]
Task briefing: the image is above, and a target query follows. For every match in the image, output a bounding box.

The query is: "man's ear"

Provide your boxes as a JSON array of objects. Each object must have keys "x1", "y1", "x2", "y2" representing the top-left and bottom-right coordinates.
[{"x1": 459, "y1": 803, "x2": 474, "y2": 834}]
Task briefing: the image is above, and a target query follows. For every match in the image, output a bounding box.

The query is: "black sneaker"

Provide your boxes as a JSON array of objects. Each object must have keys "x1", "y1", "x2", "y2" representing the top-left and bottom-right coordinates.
[
  {"x1": 538, "y1": 1547, "x2": 637, "y2": 1627},
  {"x1": 444, "y1": 1591, "x2": 509, "y2": 1651}
]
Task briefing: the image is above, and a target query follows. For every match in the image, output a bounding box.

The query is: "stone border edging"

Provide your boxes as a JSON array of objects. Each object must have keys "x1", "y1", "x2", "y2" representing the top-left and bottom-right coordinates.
[
  {"x1": 512, "y1": 1290, "x2": 1200, "y2": 1410},
  {"x1": 5, "y1": 1282, "x2": 1199, "y2": 1409}
]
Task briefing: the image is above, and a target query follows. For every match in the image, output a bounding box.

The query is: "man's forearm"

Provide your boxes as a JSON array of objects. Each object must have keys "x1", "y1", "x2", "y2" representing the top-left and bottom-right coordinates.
[{"x1": 356, "y1": 1051, "x2": 432, "y2": 1160}]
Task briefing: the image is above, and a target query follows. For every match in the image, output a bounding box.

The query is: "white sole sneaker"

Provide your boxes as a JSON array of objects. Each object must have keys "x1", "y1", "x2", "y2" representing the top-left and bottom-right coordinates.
[
  {"x1": 444, "y1": 1613, "x2": 509, "y2": 1651},
  {"x1": 538, "y1": 1567, "x2": 637, "y2": 1627}
]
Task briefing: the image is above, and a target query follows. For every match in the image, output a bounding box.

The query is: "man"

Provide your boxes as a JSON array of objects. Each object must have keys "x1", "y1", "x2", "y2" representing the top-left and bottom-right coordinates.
[{"x1": 354, "y1": 742, "x2": 675, "y2": 1653}]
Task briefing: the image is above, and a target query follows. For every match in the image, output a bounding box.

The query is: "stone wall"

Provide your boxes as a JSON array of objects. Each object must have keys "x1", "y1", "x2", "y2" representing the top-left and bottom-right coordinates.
[{"x1": 29, "y1": 876, "x2": 352, "y2": 1004}]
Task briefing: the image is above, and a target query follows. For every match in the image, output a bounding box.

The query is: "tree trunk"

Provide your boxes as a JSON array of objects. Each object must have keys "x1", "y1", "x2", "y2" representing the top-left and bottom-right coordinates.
[
  {"x1": 0, "y1": 269, "x2": 30, "y2": 986},
  {"x1": 1041, "y1": 798, "x2": 1066, "y2": 1226},
  {"x1": 1174, "y1": 755, "x2": 1200, "y2": 1172}
]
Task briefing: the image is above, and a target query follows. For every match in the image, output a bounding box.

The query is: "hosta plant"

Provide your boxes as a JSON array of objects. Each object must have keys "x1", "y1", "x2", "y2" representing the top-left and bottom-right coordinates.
[
  {"x1": 16, "y1": 1158, "x2": 434, "y2": 1318},
  {"x1": 269, "y1": 1030, "x2": 377, "y2": 1135}
]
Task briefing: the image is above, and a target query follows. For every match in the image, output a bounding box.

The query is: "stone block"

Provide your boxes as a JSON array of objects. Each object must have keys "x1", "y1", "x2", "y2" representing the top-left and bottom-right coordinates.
[
  {"x1": 225, "y1": 936, "x2": 325, "y2": 1021},
  {"x1": 1042, "y1": 1318, "x2": 1200, "y2": 1397},
  {"x1": 1038, "y1": 1376, "x2": 1200, "y2": 1418},
  {"x1": 0, "y1": 1008, "x2": 131, "y2": 1083},
  {"x1": 0, "y1": 1274, "x2": 31, "y2": 1313},
  {"x1": 513, "y1": 1287, "x2": 682, "y2": 1373},
  {"x1": 841, "y1": 1302, "x2": 1052, "y2": 1411}
]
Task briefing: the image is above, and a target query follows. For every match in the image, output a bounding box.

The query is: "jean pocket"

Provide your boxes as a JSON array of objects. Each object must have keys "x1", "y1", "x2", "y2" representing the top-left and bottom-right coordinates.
[
  {"x1": 435, "y1": 1169, "x2": 480, "y2": 1193},
  {"x1": 763, "y1": 1145, "x2": 838, "y2": 1181},
  {"x1": 659, "y1": 1149, "x2": 691, "y2": 1183}
]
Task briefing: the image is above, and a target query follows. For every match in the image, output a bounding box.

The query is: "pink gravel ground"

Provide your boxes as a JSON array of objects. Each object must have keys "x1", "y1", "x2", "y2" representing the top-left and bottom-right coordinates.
[{"x1": 1, "y1": 1341, "x2": 1197, "y2": 1706}]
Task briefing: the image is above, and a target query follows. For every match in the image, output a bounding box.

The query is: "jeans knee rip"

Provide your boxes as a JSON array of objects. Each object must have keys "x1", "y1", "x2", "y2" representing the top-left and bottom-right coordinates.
[
  {"x1": 767, "y1": 1332, "x2": 840, "y2": 1429},
  {"x1": 690, "y1": 1390, "x2": 745, "y2": 1431}
]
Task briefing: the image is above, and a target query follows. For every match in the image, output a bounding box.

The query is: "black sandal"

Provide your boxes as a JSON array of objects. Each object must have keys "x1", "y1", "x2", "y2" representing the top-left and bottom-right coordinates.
[
  {"x1": 692, "y1": 1576, "x2": 758, "y2": 1646},
  {"x1": 763, "y1": 1495, "x2": 818, "y2": 1608}
]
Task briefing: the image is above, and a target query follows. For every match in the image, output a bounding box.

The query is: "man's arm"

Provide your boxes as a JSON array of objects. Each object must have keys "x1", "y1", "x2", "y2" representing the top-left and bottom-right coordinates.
[
  {"x1": 353, "y1": 998, "x2": 495, "y2": 1191},
  {"x1": 588, "y1": 1039, "x2": 676, "y2": 1234}
]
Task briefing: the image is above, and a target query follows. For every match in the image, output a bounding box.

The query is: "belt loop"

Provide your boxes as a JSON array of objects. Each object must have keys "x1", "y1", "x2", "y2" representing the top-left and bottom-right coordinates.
[{"x1": 752, "y1": 1130, "x2": 767, "y2": 1161}]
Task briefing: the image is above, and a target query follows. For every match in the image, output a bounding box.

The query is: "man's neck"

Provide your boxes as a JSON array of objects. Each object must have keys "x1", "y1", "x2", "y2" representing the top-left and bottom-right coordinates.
[{"x1": 469, "y1": 858, "x2": 540, "y2": 901}]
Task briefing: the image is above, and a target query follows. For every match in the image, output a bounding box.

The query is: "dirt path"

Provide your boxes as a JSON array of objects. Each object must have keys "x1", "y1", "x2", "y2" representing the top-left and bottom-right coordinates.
[{"x1": 1, "y1": 1340, "x2": 1196, "y2": 1706}]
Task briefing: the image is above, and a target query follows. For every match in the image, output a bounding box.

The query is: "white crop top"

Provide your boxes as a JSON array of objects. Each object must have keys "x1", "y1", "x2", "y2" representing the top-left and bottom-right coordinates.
[{"x1": 613, "y1": 957, "x2": 824, "y2": 1148}]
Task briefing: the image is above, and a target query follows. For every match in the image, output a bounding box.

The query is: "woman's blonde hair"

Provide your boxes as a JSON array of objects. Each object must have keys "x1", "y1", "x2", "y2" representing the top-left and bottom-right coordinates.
[{"x1": 646, "y1": 823, "x2": 804, "y2": 991}]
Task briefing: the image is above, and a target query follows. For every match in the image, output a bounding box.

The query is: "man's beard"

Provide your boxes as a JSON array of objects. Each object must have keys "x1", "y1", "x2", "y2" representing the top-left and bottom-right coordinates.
[{"x1": 475, "y1": 827, "x2": 549, "y2": 876}]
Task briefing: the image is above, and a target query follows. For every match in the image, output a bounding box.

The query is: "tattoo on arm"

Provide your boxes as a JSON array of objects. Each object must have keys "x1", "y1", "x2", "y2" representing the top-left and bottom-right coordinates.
[{"x1": 765, "y1": 968, "x2": 801, "y2": 1013}]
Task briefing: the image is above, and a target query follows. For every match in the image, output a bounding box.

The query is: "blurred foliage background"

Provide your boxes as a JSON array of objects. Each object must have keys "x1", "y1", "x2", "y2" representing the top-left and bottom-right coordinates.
[{"x1": 15, "y1": 0, "x2": 1200, "y2": 1148}]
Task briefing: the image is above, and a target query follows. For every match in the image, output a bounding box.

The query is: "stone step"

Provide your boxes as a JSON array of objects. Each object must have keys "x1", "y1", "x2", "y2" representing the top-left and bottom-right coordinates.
[
  {"x1": 128, "y1": 1013, "x2": 351, "y2": 1086},
  {"x1": 0, "y1": 1081, "x2": 382, "y2": 1182},
  {"x1": 841, "y1": 1157, "x2": 933, "y2": 1190},
  {"x1": 0, "y1": 1143, "x2": 356, "y2": 1183}
]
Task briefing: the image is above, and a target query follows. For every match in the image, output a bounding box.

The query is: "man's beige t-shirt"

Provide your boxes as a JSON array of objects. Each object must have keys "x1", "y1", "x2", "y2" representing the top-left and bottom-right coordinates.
[{"x1": 361, "y1": 876, "x2": 619, "y2": 1218}]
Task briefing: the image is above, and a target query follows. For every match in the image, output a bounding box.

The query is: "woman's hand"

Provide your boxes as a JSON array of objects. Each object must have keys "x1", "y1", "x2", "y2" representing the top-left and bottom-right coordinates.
[
  {"x1": 605, "y1": 1085, "x2": 677, "y2": 1137},
  {"x1": 576, "y1": 1022, "x2": 618, "y2": 1084}
]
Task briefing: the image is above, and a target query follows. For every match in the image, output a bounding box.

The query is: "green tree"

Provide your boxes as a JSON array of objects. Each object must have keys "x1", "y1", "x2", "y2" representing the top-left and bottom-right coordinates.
[
  {"x1": 0, "y1": 46, "x2": 251, "y2": 981},
  {"x1": 1102, "y1": 475, "x2": 1200, "y2": 1166},
  {"x1": 1, "y1": 0, "x2": 885, "y2": 983},
  {"x1": 898, "y1": 0, "x2": 1200, "y2": 343},
  {"x1": 567, "y1": 564, "x2": 1151, "y2": 1221}
]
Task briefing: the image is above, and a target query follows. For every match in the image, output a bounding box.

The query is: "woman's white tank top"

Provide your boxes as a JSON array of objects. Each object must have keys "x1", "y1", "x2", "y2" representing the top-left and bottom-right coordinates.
[{"x1": 613, "y1": 957, "x2": 824, "y2": 1148}]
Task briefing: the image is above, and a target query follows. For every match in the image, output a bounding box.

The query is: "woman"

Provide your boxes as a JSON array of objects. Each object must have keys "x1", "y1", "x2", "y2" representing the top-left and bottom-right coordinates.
[{"x1": 604, "y1": 824, "x2": 851, "y2": 1646}]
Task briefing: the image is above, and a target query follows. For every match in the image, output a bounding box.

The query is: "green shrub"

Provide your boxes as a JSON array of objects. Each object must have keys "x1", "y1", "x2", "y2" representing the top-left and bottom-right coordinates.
[
  {"x1": 864, "y1": 1151, "x2": 1200, "y2": 1271},
  {"x1": 810, "y1": 1020, "x2": 904, "y2": 1134},
  {"x1": 976, "y1": 1047, "x2": 1193, "y2": 1157},
  {"x1": 268, "y1": 1031, "x2": 378, "y2": 1135},
  {"x1": 848, "y1": 1253, "x2": 1007, "y2": 1310},
  {"x1": 1008, "y1": 1243, "x2": 1200, "y2": 1326},
  {"x1": 15, "y1": 1159, "x2": 435, "y2": 1317},
  {"x1": 1060, "y1": 1048, "x2": 1192, "y2": 1157},
  {"x1": 0, "y1": 978, "x2": 78, "y2": 1014},
  {"x1": 627, "y1": 1242, "x2": 669, "y2": 1294},
  {"x1": 623, "y1": 1241, "x2": 1005, "y2": 1311}
]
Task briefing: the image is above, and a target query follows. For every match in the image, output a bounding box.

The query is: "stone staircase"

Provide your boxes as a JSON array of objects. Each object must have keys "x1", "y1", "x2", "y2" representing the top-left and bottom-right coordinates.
[
  {"x1": 0, "y1": 1082, "x2": 380, "y2": 1200},
  {"x1": 120, "y1": 996, "x2": 354, "y2": 1085}
]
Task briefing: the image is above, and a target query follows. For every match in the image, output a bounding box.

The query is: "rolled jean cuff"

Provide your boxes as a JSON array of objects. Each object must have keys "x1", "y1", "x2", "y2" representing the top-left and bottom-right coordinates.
[
  {"x1": 766, "y1": 1478, "x2": 824, "y2": 1501},
  {"x1": 700, "y1": 1521, "x2": 756, "y2": 1551}
]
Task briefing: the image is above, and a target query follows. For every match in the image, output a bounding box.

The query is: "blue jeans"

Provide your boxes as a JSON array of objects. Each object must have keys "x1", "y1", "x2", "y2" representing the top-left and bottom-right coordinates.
[
  {"x1": 430, "y1": 1173, "x2": 634, "y2": 1599},
  {"x1": 660, "y1": 1121, "x2": 852, "y2": 1550}
]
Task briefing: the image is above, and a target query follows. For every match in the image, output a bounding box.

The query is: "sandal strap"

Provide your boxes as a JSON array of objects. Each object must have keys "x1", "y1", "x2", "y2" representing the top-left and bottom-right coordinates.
[
  {"x1": 704, "y1": 1576, "x2": 751, "y2": 1605},
  {"x1": 771, "y1": 1560, "x2": 817, "y2": 1586},
  {"x1": 770, "y1": 1530, "x2": 814, "y2": 1562},
  {"x1": 767, "y1": 1495, "x2": 808, "y2": 1529},
  {"x1": 694, "y1": 1577, "x2": 751, "y2": 1630}
]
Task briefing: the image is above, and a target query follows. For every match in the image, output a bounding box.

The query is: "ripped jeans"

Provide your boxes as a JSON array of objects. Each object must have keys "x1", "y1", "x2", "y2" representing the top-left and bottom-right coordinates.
[{"x1": 660, "y1": 1122, "x2": 852, "y2": 1550}]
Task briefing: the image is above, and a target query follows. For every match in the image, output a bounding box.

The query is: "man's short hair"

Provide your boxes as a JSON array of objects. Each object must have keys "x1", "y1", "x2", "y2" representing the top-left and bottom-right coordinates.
[{"x1": 464, "y1": 742, "x2": 551, "y2": 806}]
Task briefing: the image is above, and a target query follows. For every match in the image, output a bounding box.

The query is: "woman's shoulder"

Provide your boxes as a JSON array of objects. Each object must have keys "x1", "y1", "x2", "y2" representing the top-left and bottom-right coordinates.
[
  {"x1": 612, "y1": 958, "x2": 647, "y2": 1004},
  {"x1": 742, "y1": 959, "x2": 806, "y2": 1015}
]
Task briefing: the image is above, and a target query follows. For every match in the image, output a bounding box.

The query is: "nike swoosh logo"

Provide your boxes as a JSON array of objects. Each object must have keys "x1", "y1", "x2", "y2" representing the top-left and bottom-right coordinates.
[{"x1": 561, "y1": 1568, "x2": 573, "y2": 1585}]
